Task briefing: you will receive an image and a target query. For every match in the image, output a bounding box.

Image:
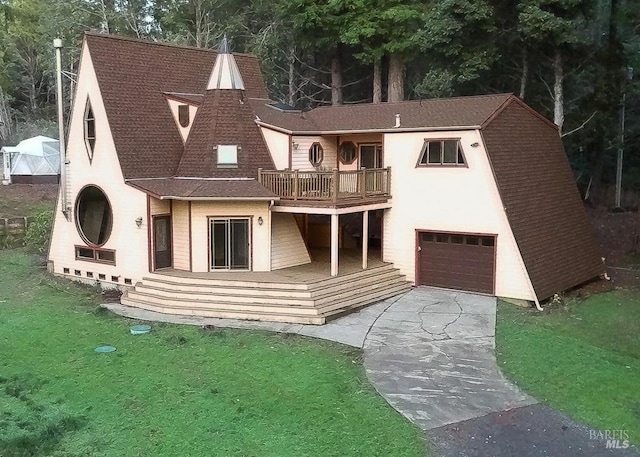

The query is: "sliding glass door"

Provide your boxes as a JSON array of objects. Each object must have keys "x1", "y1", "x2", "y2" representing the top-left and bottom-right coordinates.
[{"x1": 209, "y1": 218, "x2": 250, "y2": 270}]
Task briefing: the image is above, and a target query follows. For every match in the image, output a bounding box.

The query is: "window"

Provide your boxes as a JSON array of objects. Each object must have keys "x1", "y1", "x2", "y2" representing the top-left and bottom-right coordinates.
[
  {"x1": 309, "y1": 142, "x2": 323, "y2": 167},
  {"x1": 178, "y1": 104, "x2": 190, "y2": 127},
  {"x1": 216, "y1": 145, "x2": 238, "y2": 167},
  {"x1": 84, "y1": 100, "x2": 96, "y2": 163},
  {"x1": 360, "y1": 144, "x2": 382, "y2": 168},
  {"x1": 75, "y1": 245, "x2": 116, "y2": 265},
  {"x1": 418, "y1": 139, "x2": 466, "y2": 166},
  {"x1": 339, "y1": 141, "x2": 356, "y2": 164},
  {"x1": 75, "y1": 185, "x2": 113, "y2": 246}
]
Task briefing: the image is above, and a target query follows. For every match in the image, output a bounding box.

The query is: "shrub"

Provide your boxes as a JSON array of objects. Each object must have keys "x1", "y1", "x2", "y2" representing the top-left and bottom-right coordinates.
[{"x1": 24, "y1": 209, "x2": 53, "y2": 254}]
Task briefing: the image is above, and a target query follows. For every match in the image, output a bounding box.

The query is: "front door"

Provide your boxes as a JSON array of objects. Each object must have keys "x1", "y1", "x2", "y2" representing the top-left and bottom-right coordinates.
[
  {"x1": 209, "y1": 218, "x2": 251, "y2": 270},
  {"x1": 153, "y1": 215, "x2": 172, "y2": 269}
]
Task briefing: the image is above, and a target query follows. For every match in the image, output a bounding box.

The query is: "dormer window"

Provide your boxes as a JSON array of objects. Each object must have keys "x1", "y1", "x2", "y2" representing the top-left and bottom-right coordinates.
[
  {"x1": 417, "y1": 139, "x2": 466, "y2": 167},
  {"x1": 178, "y1": 104, "x2": 190, "y2": 127},
  {"x1": 217, "y1": 145, "x2": 238, "y2": 167},
  {"x1": 84, "y1": 100, "x2": 96, "y2": 163},
  {"x1": 309, "y1": 142, "x2": 324, "y2": 167}
]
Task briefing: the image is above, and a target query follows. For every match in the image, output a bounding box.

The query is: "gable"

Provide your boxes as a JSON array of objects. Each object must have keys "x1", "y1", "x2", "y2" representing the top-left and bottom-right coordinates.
[
  {"x1": 481, "y1": 99, "x2": 604, "y2": 300},
  {"x1": 84, "y1": 33, "x2": 268, "y2": 180}
]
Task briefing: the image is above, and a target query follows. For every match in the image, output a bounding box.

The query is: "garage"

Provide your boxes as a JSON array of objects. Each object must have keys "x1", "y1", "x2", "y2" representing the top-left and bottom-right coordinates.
[{"x1": 417, "y1": 231, "x2": 496, "y2": 294}]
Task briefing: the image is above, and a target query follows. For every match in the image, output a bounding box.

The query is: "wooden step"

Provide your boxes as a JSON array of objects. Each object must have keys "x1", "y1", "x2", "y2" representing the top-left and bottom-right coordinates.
[{"x1": 121, "y1": 294, "x2": 326, "y2": 325}]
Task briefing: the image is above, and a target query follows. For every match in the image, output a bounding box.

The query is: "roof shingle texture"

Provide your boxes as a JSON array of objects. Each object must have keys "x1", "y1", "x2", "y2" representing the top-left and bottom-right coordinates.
[
  {"x1": 85, "y1": 33, "x2": 268, "y2": 179},
  {"x1": 251, "y1": 94, "x2": 512, "y2": 133},
  {"x1": 127, "y1": 178, "x2": 277, "y2": 199},
  {"x1": 482, "y1": 100, "x2": 604, "y2": 301}
]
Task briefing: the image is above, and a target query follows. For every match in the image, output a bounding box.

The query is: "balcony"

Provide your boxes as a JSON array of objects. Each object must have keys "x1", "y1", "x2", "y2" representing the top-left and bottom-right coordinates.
[{"x1": 258, "y1": 167, "x2": 391, "y2": 207}]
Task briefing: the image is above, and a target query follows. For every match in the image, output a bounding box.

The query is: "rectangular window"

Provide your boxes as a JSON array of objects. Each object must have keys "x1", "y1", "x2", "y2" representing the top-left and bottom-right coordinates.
[
  {"x1": 418, "y1": 139, "x2": 466, "y2": 166},
  {"x1": 217, "y1": 145, "x2": 238, "y2": 166},
  {"x1": 75, "y1": 245, "x2": 116, "y2": 265},
  {"x1": 209, "y1": 218, "x2": 250, "y2": 270}
]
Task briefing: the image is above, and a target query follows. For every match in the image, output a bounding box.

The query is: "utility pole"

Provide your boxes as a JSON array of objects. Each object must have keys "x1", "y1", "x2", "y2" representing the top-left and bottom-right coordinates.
[
  {"x1": 615, "y1": 66, "x2": 633, "y2": 209},
  {"x1": 54, "y1": 38, "x2": 69, "y2": 219}
]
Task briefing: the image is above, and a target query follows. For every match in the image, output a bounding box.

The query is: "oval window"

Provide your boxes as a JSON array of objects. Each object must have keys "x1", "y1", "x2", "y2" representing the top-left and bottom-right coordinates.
[
  {"x1": 339, "y1": 141, "x2": 356, "y2": 164},
  {"x1": 75, "y1": 185, "x2": 113, "y2": 246}
]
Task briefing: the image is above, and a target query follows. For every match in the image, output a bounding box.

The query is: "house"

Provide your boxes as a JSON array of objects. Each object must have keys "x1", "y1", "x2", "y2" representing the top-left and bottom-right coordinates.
[
  {"x1": 48, "y1": 33, "x2": 604, "y2": 324},
  {"x1": 2, "y1": 135, "x2": 60, "y2": 185}
]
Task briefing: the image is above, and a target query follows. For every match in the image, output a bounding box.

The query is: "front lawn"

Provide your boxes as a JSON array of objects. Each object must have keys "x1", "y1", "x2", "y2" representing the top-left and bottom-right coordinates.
[
  {"x1": 496, "y1": 290, "x2": 640, "y2": 443},
  {"x1": 0, "y1": 250, "x2": 426, "y2": 457}
]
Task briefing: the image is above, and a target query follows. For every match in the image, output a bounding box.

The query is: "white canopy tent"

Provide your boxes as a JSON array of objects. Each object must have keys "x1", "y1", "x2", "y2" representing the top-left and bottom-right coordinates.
[{"x1": 2, "y1": 135, "x2": 60, "y2": 184}]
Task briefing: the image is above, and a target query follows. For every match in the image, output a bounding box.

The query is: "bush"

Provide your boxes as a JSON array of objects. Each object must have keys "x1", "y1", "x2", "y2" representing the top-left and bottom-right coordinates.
[{"x1": 24, "y1": 209, "x2": 53, "y2": 254}]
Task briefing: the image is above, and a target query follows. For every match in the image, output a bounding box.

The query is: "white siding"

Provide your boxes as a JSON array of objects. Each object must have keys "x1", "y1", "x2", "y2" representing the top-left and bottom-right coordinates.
[
  {"x1": 382, "y1": 130, "x2": 535, "y2": 301},
  {"x1": 291, "y1": 136, "x2": 337, "y2": 171},
  {"x1": 261, "y1": 127, "x2": 290, "y2": 169},
  {"x1": 172, "y1": 200, "x2": 190, "y2": 271},
  {"x1": 189, "y1": 201, "x2": 271, "y2": 272},
  {"x1": 149, "y1": 197, "x2": 170, "y2": 215},
  {"x1": 48, "y1": 44, "x2": 149, "y2": 286},
  {"x1": 271, "y1": 213, "x2": 311, "y2": 269}
]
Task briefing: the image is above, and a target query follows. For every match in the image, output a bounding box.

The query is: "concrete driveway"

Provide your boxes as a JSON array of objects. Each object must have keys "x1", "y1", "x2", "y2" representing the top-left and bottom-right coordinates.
[{"x1": 363, "y1": 287, "x2": 535, "y2": 430}]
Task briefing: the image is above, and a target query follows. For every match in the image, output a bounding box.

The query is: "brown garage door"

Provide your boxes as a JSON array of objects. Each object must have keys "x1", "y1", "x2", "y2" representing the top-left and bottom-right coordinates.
[{"x1": 418, "y1": 231, "x2": 496, "y2": 294}]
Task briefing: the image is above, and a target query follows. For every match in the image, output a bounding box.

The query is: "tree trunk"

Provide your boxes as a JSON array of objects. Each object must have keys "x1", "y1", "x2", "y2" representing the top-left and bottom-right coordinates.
[
  {"x1": 373, "y1": 57, "x2": 382, "y2": 104},
  {"x1": 553, "y1": 49, "x2": 564, "y2": 133},
  {"x1": 519, "y1": 48, "x2": 528, "y2": 99},
  {"x1": 331, "y1": 49, "x2": 343, "y2": 106},
  {"x1": 288, "y1": 47, "x2": 295, "y2": 106},
  {"x1": 388, "y1": 53, "x2": 404, "y2": 102}
]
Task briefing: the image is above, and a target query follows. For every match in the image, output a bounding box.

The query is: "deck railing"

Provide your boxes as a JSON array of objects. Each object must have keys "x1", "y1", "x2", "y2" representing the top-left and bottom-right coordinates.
[{"x1": 258, "y1": 167, "x2": 391, "y2": 203}]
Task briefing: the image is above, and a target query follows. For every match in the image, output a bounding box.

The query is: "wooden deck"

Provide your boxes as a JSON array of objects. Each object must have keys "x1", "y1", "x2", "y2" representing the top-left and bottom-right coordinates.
[
  {"x1": 154, "y1": 249, "x2": 386, "y2": 285},
  {"x1": 258, "y1": 168, "x2": 391, "y2": 207}
]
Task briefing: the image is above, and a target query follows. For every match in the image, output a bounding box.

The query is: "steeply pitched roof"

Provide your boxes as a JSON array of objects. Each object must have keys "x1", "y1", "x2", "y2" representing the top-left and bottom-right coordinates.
[
  {"x1": 84, "y1": 33, "x2": 268, "y2": 180},
  {"x1": 251, "y1": 94, "x2": 512, "y2": 134},
  {"x1": 177, "y1": 89, "x2": 275, "y2": 178},
  {"x1": 481, "y1": 98, "x2": 604, "y2": 301},
  {"x1": 126, "y1": 178, "x2": 278, "y2": 200}
]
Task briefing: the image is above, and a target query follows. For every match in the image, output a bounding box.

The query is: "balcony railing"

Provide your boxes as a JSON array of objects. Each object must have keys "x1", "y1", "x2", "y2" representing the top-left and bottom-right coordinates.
[{"x1": 258, "y1": 167, "x2": 391, "y2": 204}]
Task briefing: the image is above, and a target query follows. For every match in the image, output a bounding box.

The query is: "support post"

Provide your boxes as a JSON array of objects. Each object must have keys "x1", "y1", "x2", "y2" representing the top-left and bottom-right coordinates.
[
  {"x1": 293, "y1": 169, "x2": 299, "y2": 200},
  {"x1": 331, "y1": 213, "x2": 339, "y2": 276},
  {"x1": 362, "y1": 210, "x2": 369, "y2": 270},
  {"x1": 332, "y1": 168, "x2": 339, "y2": 203}
]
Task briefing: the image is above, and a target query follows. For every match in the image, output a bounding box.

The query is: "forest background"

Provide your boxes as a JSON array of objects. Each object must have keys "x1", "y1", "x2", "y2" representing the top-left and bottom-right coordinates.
[{"x1": 0, "y1": 0, "x2": 638, "y2": 206}]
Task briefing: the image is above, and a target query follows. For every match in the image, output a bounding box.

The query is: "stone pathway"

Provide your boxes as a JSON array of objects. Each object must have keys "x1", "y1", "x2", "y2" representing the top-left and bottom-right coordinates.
[{"x1": 363, "y1": 287, "x2": 535, "y2": 430}]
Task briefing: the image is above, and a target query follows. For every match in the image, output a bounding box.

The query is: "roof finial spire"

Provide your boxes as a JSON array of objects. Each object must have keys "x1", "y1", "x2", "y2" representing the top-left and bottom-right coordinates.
[
  {"x1": 206, "y1": 34, "x2": 245, "y2": 90},
  {"x1": 219, "y1": 34, "x2": 229, "y2": 54}
]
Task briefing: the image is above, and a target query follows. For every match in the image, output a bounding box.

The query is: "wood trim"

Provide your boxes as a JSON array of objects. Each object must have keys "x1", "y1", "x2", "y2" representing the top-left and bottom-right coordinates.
[
  {"x1": 288, "y1": 136, "x2": 293, "y2": 169},
  {"x1": 169, "y1": 200, "x2": 174, "y2": 266},
  {"x1": 414, "y1": 229, "x2": 420, "y2": 285},
  {"x1": 188, "y1": 201, "x2": 193, "y2": 272}
]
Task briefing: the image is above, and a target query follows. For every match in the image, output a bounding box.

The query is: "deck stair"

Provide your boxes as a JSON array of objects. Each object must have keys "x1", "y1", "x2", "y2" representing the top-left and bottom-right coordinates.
[{"x1": 120, "y1": 264, "x2": 411, "y2": 325}]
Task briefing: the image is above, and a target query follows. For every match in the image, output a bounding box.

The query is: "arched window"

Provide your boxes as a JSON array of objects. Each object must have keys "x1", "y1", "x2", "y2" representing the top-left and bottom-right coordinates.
[
  {"x1": 178, "y1": 104, "x2": 190, "y2": 127},
  {"x1": 84, "y1": 99, "x2": 96, "y2": 163}
]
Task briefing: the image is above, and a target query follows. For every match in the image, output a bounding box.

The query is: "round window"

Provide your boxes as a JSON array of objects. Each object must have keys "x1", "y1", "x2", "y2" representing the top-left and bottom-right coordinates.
[
  {"x1": 75, "y1": 185, "x2": 113, "y2": 246},
  {"x1": 339, "y1": 141, "x2": 356, "y2": 164}
]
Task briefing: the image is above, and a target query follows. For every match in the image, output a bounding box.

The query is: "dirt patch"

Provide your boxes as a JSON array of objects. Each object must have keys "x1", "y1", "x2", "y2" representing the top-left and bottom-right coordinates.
[
  {"x1": 0, "y1": 184, "x2": 58, "y2": 218},
  {"x1": 586, "y1": 205, "x2": 640, "y2": 289}
]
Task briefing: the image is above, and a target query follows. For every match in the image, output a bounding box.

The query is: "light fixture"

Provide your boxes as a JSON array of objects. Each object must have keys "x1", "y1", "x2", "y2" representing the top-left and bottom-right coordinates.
[
  {"x1": 257, "y1": 216, "x2": 263, "y2": 225},
  {"x1": 292, "y1": 141, "x2": 298, "y2": 150},
  {"x1": 135, "y1": 217, "x2": 143, "y2": 228},
  {"x1": 470, "y1": 142, "x2": 479, "y2": 148}
]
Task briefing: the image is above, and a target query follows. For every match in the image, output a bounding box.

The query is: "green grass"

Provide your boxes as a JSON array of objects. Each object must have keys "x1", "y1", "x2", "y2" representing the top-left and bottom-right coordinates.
[
  {"x1": 496, "y1": 291, "x2": 640, "y2": 443},
  {"x1": 0, "y1": 250, "x2": 426, "y2": 457}
]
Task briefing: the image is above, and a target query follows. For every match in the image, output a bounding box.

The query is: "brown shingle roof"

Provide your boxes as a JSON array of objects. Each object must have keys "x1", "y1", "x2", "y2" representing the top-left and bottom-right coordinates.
[
  {"x1": 126, "y1": 178, "x2": 278, "y2": 200},
  {"x1": 251, "y1": 94, "x2": 512, "y2": 133},
  {"x1": 482, "y1": 98, "x2": 604, "y2": 301},
  {"x1": 177, "y1": 89, "x2": 275, "y2": 178},
  {"x1": 85, "y1": 33, "x2": 268, "y2": 179}
]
